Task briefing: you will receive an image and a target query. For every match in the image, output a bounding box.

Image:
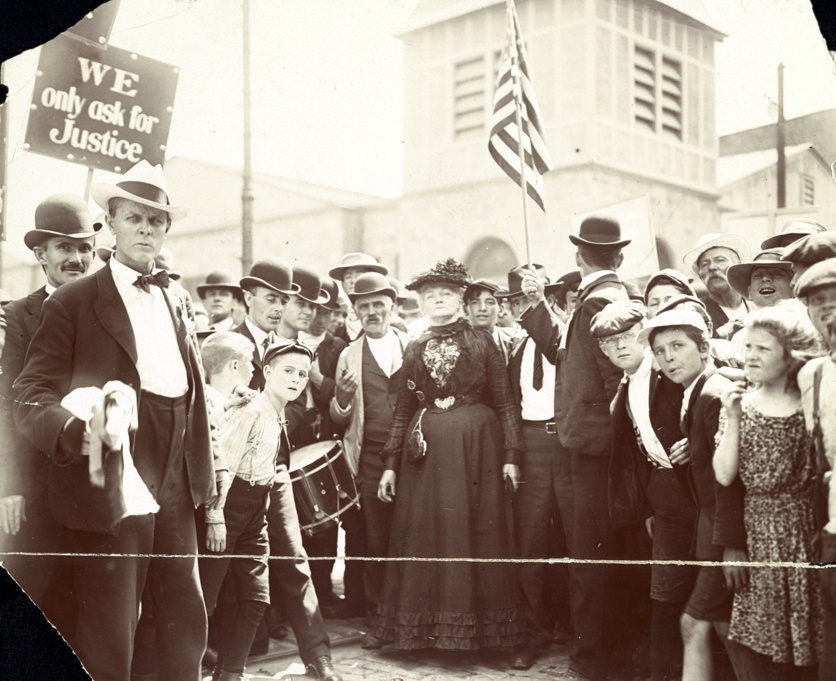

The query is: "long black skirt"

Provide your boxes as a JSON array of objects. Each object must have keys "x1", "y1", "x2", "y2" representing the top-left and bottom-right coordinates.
[{"x1": 368, "y1": 403, "x2": 523, "y2": 650}]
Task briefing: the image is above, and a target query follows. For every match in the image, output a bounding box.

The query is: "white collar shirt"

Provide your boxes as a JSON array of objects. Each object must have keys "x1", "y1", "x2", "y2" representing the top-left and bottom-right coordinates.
[
  {"x1": 45, "y1": 283, "x2": 57, "y2": 297},
  {"x1": 245, "y1": 318, "x2": 271, "y2": 360},
  {"x1": 217, "y1": 393, "x2": 286, "y2": 485},
  {"x1": 365, "y1": 329, "x2": 403, "y2": 378},
  {"x1": 110, "y1": 257, "x2": 188, "y2": 397},
  {"x1": 680, "y1": 363, "x2": 713, "y2": 425},
  {"x1": 520, "y1": 337, "x2": 555, "y2": 421},
  {"x1": 626, "y1": 352, "x2": 672, "y2": 469}
]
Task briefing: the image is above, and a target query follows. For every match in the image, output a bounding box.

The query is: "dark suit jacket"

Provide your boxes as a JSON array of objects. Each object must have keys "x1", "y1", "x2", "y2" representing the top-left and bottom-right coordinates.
[
  {"x1": 683, "y1": 367, "x2": 746, "y2": 554},
  {"x1": 608, "y1": 367, "x2": 692, "y2": 528},
  {"x1": 13, "y1": 264, "x2": 215, "y2": 534},
  {"x1": 312, "y1": 332, "x2": 348, "y2": 440},
  {"x1": 233, "y1": 320, "x2": 265, "y2": 391},
  {"x1": 521, "y1": 272, "x2": 627, "y2": 454},
  {"x1": 0, "y1": 287, "x2": 48, "y2": 498}
]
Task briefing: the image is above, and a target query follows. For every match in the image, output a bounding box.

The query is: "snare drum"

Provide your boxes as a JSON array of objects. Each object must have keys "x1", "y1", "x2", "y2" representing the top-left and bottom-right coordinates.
[{"x1": 288, "y1": 440, "x2": 360, "y2": 536}]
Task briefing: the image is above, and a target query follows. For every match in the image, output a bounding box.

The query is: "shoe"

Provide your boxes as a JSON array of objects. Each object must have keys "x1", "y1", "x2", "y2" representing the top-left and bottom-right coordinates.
[
  {"x1": 361, "y1": 633, "x2": 384, "y2": 649},
  {"x1": 509, "y1": 646, "x2": 535, "y2": 670},
  {"x1": 307, "y1": 655, "x2": 343, "y2": 681},
  {"x1": 321, "y1": 600, "x2": 365, "y2": 619},
  {"x1": 216, "y1": 671, "x2": 245, "y2": 681}
]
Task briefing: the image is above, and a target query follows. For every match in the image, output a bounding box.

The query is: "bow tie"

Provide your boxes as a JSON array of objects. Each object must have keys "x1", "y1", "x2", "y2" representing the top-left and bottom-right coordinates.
[{"x1": 133, "y1": 270, "x2": 170, "y2": 293}]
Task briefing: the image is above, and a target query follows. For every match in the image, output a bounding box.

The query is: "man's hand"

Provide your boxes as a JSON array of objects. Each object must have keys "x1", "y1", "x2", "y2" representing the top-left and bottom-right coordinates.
[
  {"x1": 722, "y1": 547, "x2": 750, "y2": 591},
  {"x1": 0, "y1": 495, "x2": 26, "y2": 535},
  {"x1": 503, "y1": 464, "x2": 520, "y2": 493},
  {"x1": 378, "y1": 470, "x2": 397, "y2": 502},
  {"x1": 520, "y1": 269, "x2": 546, "y2": 308},
  {"x1": 206, "y1": 523, "x2": 226, "y2": 553},
  {"x1": 335, "y1": 370, "x2": 359, "y2": 409},
  {"x1": 668, "y1": 438, "x2": 690, "y2": 465},
  {"x1": 206, "y1": 470, "x2": 231, "y2": 510},
  {"x1": 309, "y1": 361, "x2": 324, "y2": 389}
]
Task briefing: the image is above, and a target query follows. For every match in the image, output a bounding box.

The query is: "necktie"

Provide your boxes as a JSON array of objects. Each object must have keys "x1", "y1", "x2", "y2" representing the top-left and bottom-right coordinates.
[
  {"x1": 133, "y1": 270, "x2": 170, "y2": 293},
  {"x1": 532, "y1": 342, "x2": 544, "y2": 390},
  {"x1": 262, "y1": 337, "x2": 270, "y2": 360}
]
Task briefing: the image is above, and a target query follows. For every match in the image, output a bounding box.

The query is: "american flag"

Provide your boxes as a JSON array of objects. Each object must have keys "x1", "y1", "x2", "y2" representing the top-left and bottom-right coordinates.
[{"x1": 488, "y1": 0, "x2": 553, "y2": 211}]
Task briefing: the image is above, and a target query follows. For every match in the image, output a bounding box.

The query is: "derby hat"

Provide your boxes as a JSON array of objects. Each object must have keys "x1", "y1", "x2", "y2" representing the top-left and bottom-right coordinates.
[
  {"x1": 496, "y1": 264, "x2": 548, "y2": 298},
  {"x1": 569, "y1": 217, "x2": 631, "y2": 249},
  {"x1": 682, "y1": 232, "x2": 751, "y2": 277},
  {"x1": 24, "y1": 193, "x2": 102, "y2": 250},
  {"x1": 91, "y1": 160, "x2": 189, "y2": 221},
  {"x1": 329, "y1": 252, "x2": 388, "y2": 280},
  {"x1": 726, "y1": 250, "x2": 793, "y2": 298},
  {"x1": 319, "y1": 277, "x2": 342, "y2": 311},
  {"x1": 291, "y1": 267, "x2": 330, "y2": 305},
  {"x1": 197, "y1": 270, "x2": 244, "y2": 301},
  {"x1": 240, "y1": 257, "x2": 299, "y2": 295},
  {"x1": 761, "y1": 219, "x2": 826, "y2": 250},
  {"x1": 552, "y1": 270, "x2": 582, "y2": 309},
  {"x1": 348, "y1": 272, "x2": 397, "y2": 303}
]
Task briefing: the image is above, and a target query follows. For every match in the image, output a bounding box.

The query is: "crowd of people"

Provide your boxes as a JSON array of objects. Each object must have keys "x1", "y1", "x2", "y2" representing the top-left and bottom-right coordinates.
[{"x1": 0, "y1": 158, "x2": 835, "y2": 681}]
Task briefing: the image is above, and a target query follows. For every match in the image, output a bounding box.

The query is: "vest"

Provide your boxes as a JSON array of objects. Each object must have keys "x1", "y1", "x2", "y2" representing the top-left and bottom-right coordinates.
[{"x1": 361, "y1": 339, "x2": 398, "y2": 444}]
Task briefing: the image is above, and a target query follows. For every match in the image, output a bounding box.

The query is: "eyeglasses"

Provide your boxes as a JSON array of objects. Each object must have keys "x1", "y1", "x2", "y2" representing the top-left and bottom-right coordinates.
[{"x1": 598, "y1": 331, "x2": 639, "y2": 348}]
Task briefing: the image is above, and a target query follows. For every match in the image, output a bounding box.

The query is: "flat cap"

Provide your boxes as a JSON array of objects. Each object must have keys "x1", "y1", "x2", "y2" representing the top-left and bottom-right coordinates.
[
  {"x1": 637, "y1": 309, "x2": 708, "y2": 346},
  {"x1": 782, "y1": 232, "x2": 836, "y2": 266},
  {"x1": 643, "y1": 268, "x2": 695, "y2": 302},
  {"x1": 589, "y1": 299, "x2": 647, "y2": 338},
  {"x1": 263, "y1": 338, "x2": 314, "y2": 367},
  {"x1": 794, "y1": 259, "x2": 836, "y2": 298}
]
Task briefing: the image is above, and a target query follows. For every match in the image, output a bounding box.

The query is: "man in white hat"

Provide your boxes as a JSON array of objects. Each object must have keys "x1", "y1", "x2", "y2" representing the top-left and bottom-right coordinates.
[
  {"x1": 682, "y1": 233, "x2": 752, "y2": 337},
  {"x1": 0, "y1": 194, "x2": 99, "y2": 619},
  {"x1": 328, "y1": 252, "x2": 389, "y2": 342},
  {"x1": 14, "y1": 160, "x2": 218, "y2": 681}
]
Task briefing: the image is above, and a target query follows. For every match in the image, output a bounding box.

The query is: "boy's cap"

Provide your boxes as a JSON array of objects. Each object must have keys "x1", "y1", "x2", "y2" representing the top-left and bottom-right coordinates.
[
  {"x1": 589, "y1": 300, "x2": 646, "y2": 338},
  {"x1": 637, "y1": 309, "x2": 708, "y2": 346},
  {"x1": 794, "y1": 259, "x2": 836, "y2": 298},
  {"x1": 263, "y1": 338, "x2": 314, "y2": 367}
]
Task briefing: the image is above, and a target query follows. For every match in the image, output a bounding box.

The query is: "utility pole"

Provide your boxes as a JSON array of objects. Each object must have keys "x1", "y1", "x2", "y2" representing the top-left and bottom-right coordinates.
[
  {"x1": 776, "y1": 62, "x2": 786, "y2": 209},
  {"x1": 0, "y1": 65, "x2": 8, "y2": 291},
  {"x1": 241, "y1": 0, "x2": 254, "y2": 275}
]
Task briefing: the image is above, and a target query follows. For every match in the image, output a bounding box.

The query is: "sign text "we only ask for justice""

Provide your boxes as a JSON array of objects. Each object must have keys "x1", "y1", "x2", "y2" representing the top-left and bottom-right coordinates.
[{"x1": 25, "y1": 34, "x2": 179, "y2": 173}]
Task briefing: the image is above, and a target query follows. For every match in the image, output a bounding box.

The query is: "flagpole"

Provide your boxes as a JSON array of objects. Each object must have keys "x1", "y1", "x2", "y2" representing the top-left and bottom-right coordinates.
[{"x1": 507, "y1": 0, "x2": 532, "y2": 268}]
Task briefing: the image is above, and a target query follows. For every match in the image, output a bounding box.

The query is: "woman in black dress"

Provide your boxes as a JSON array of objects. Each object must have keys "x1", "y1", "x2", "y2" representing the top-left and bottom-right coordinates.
[{"x1": 368, "y1": 258, "x2": 524, "y2": 653}]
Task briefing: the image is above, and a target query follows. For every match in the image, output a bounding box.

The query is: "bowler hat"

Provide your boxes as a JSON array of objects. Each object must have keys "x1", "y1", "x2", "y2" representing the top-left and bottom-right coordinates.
[
  {"x1": 197, "y1": 270, "x2": 244, "y2": 301},
  {"x1": 319, "y1": 277, "x2": 342, "y2": 311},
  {"x1": 155, "y1": 247, "x2": 182, "y2": 280},
  {"x1": 292, "y1": 267, "x2": 330, "y2": 305},
  {"x1": 91, "y1": 160, "x2": 189, "y2": 221},
  {"x1": 240, "y1": 257, "x2": 299, "y2": 295},
  {"x1": 496, "y1": 264, "x2": 548, "y2": 298},
  {"x1": 761, "y1": 219, "x2": 826, "y2": 250},
  {"x1": 590, "y1": 299, "x2": 647, "y2": 338},
  {"x1": 348, "y1": 272, "x2": 397, "y2": 303},
  {"x1": 569, "y1": 217, "x2": 631, "y2": 249},
  {"x1": 263, "y1": 338, "x2": 314, "y2": 367},
  {"x1": 329, "y1": 252, "x2": 388, "y2": 280},
  {"x1": 24, "y1": 194, "x2": 101, "y2": 250},
  {"x1": 726, "y1": 250, "x2": 793, "y2": 298},
  {"x1": 782, "y1": 231, "x2": 836, "y2": 267},
  {"x1": 682, "y1": 232, "x2": 750, "y2": 277},
  {"x1": 552, "y1": 270, "x2": 581, "y2": 309}
]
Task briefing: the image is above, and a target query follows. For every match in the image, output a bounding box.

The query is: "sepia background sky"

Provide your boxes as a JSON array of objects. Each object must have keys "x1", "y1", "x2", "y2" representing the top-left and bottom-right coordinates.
[{"x1": 3, "y1": 0, "x2": 836, "y2": 262}]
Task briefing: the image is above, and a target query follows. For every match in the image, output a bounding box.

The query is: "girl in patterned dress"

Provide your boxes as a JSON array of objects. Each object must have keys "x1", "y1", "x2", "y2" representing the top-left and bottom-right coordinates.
[{"x1": 714, "y1": 302, "x2": 824, "y2": 679}]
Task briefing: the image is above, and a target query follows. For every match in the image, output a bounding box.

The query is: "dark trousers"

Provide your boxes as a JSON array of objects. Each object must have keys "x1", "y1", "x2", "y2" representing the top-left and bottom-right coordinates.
[
  {"x1": 65, "y1": 393, "x2": 207, "y2": 681},
  {"x1": 515, "y1": 424, "x2": 574, "y2": 646},
  {"x1": 567, "y1": 449, "x2": 620, "y2": 680},
  {"x1": 266, "y1": 467, "x2": 330, "y2": 665},
  {"x1": 357, "y1": 440, "x2": 393, "y2": 613},
  {"x1": 821, "y1": 530, "x2": 836, "y2": 681}
]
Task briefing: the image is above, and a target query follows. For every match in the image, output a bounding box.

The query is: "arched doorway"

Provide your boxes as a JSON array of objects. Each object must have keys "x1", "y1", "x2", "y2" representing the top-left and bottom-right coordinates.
[{"x1": 462, "y1": 237, "x2": 518, "y2": 285}]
